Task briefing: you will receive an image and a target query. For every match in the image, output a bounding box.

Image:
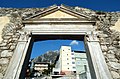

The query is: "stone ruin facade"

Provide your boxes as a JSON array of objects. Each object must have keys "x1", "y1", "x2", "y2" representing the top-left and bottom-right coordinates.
[{"x1": 0, "y1": 5, "x2": 120, "y2": 79}]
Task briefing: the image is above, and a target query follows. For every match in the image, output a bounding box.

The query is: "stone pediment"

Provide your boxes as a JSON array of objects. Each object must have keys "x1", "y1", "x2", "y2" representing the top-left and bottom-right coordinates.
[
  {"x1": 24, "y1": 5, "x2": 94, "y2": 21},
  {"x1": 41, "y1": 10, "x2": 78, "y2": 19}
]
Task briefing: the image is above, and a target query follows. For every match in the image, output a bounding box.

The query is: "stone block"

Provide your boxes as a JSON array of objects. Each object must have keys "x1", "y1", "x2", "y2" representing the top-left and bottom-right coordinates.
[
  {"x1": 0, "y1": 47, "x2": 8, "y2": 50},
  {"x1": 12, "y1": 35, "x2": 18, "y2": 38},
  {"x1": 110, "y1": 67, "x2": 118, "y2": 72},
  {"x1": 3, "y1": 40, "x2": 8, "y2": 43},
  {"x1": 109, "y1": 62, "x2": 120, "y2": 69},
  {"x1": 3, "y1": 36, "x2": 11, "y2": 40},
  {"x1": 101, "y1": 45, "x2": 108, "y2": 52},
  {"x1": 9, "y1": 45, "x2": 16, "y2": 50},
  {"x1": 0, "y1": 43, "x2": 7, "y2": 47},
  {"x1": 15, "y1": 32, "x2": 20, "y2": 36},
  {"x1": 111, "y1": 71, "x2": 120, "y2": 79},
  {"x1": 12, "y1": 38, "x2": 18, "y2": 41},
  {"x1": 103, "y1": 52, "x2": 107, "y2": 55},
  {"x1": 97, "y1": 31, "x2": 103, "y2": 34},
  {"x1": 99, "y1": 37, "x2": 105, "y2": 41},
  {"x1": 8, "y1": 43, "x2": 13, "y2": 46},
  {"x1": 0, "y1": 58, "x2": 9, "y2": 65},
  {"x1": 106, "y1": 54, "x2": 115, "y2": 59},
  {"x1": 0, "y1": 73, "x2": 3, "y2": 79},
  {"x1": 108, "y1": 50, "x2": 115, "y2": 54},
  {"x1": 108, "y1": 46, "x2": 116, "y2": 50},
  {"x1": 109, "y1": 58, "x2": 118, "y2": 62},
  {"x1": 115, "y1": 52, "x2": 120, "y2": 57},
  {"x1": 98, "y1": 33, "x2": 108, "y2": 38},
  {"x1": 12, "y1": 43, "x2": 17, "y2": 46},
  {"x1": 100, "y1": 42, "x2": 110, "y2": 45},
  {"x1": 6, "y1": 44, "x2": 11, "y2": 49},
  {"x1": 113, "y1": 41, "x2": 119, "y2": 45},
  {"x1": 8, "y1": 38, "x2": 12, "y2": 42},
  {"x1": 101, "y1": 34, "x2": 108, "y2": 38},
  {"x1": 6, "y1": 33, "x2": 13, "y2": 36},
  {"x1": 1, "y1": 65, "x2": 8, "y2": 73},
  {"x1": 1, "y1": 50, "x2": 13, "y2": 57}
]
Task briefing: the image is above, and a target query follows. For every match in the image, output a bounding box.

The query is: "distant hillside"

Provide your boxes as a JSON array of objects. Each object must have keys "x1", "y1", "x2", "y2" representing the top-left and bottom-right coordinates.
[{"x1": 33, "y1": 50, "x2": 59, "y2": 64}]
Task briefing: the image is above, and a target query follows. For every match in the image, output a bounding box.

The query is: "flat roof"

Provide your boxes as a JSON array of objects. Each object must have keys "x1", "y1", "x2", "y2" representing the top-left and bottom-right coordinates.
[{"x1": 72, "y1": 50, "x2": 85, "y2": 53}]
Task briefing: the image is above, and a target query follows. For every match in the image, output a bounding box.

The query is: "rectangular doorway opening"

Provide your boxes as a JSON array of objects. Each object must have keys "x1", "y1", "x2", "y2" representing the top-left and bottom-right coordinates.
[{"x1": 20, "y1": 35, "x2": 95, "y2": 79}]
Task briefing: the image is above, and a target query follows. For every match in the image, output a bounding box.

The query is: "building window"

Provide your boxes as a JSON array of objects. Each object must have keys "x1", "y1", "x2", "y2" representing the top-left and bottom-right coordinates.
[
  {"x1": 72, "y1": 62, "x2": 75, "y2": 64},
  {"x1": 76, "y1": 62, "x2": 80, "y2": 65},
  {"x1": 63, "y1": 50, "x2": 64, "y2": 51},
  {"x1": 67, "y1": 54, "x2": 68, "y2": 56},
  {"x1": 68, "y1": 68, "x2": 69, "y2": 69},
  {"x1": 73, "y1": 67, "x2": 76, "y2": 69},
  {"x1": 71, "y1": 53, "x2": 74, "y2": 55},
  {"x1": 72, "y1": 57, "x2": 74, "y2": 59},
  {"x1": 67, "y1": 63, "x2": 69, "y2": 65},
  {"x1": 73, "y1": 71, "x2": 76, "y2": 73},
  {"x1": 67, "y1": 58, "x2": 69, "y2": 60}
]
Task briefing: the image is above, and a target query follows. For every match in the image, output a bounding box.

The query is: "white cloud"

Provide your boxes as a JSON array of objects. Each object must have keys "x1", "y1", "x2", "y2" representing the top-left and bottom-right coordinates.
[{"x1": 70, "y1": 40, "x2": 79, "y2": 45}]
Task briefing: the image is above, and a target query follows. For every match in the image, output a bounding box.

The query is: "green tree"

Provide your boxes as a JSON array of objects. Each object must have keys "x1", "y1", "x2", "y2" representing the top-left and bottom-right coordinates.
[{"x1": 42, "y1": 69, "x2": 49, "y2": 75}]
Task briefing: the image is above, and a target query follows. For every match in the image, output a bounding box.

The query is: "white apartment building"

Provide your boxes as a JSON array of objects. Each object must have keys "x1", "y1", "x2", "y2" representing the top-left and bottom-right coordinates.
[
  {"x1": 60, "y1": 46, "x2": 76, "y2": 75},
  {"x1": 34, "y1": 62, "x2": 49, "y2": 72},
  {"x1": 53, "y1": 46, "x2": 92, "y2": 79},
  {"x1": 74, "y1": 51, "x2": 91, "y2": 79},
  {"x1": 53, "y1": 46, "x2": 76, "y2": 75}
]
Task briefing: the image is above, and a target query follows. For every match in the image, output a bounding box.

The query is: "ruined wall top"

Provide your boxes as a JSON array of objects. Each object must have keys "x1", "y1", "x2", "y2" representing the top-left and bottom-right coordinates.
[
  {"x1": 0, "y1": 5, "x2": 120, "y2": 28},
  {"x1": 0, "y1": 5, "x2": 119, "y2": 20}
]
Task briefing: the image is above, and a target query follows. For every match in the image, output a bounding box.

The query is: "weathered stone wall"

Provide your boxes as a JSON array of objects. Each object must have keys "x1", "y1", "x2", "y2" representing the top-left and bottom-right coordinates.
[
  {"x1": 98, "y1": 30, "x2": 120, "y2": 78},
  {"x1": 0, "y1": 13, "x2": 22, "y2": 79},
  {"x1": 0, "y1": 5, "x2": 120, "y2": 79},
  {"x1": 96, "y1": 12, "x2": 120, "y2": 79},
  {"x1": 0, "y1": 16, "x2": 10, "y2": 42},
  {"x1": 0, "y1": 7, "x2": 56, "y2": 79},
  {"x1": 111, "y1": 19, "x2": 120, "y2": 32}
]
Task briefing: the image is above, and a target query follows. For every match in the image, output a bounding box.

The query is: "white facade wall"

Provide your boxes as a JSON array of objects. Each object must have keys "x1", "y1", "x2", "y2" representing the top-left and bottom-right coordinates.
[
  {"x1": 34, "y1": 63, "x2": 48, "y2": 71},
  {"x1": 74, "y1": 52, "x2": 91, "y2": 79},
  {"x1": 60, "y1": 46, "x2": 76, "y2": 74}
]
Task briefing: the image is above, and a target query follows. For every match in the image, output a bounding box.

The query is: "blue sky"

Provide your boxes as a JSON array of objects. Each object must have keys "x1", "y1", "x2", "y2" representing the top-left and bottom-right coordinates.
[
  {"x1": 0, "y1": 0, "x2": 120, "y2": 11},
  {"x1": 31, "y1": 40, "x2": 85, "y2": 59}
]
